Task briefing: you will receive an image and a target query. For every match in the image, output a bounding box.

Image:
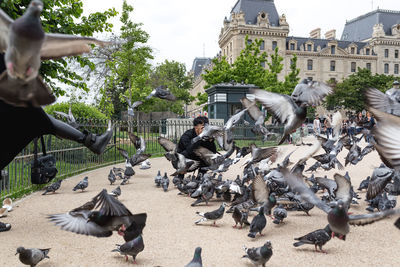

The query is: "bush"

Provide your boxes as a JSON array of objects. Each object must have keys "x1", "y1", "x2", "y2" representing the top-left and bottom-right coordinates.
[{"x1": 44, "y1": 102, "x2": 109, "y2": 121}]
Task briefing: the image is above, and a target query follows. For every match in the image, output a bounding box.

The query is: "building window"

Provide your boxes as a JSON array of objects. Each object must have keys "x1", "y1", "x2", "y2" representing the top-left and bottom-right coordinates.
[
  {"x1": 395, "y1": 64, "x2": 399, "y2": 74},
  {"x1": 331, "y1": 45, "x2": 336, "y2": 55},
  {"x1": 260, "y1": 40, "x2": 265, "y2": 50},
  {"x1": 350, "y1": 47, "x2": 355, "y2": 54},
  {"x1": 272, "y1": 41, "x2": 277, "y2": 50},
  {"x1": 351, "y1": 62, "x2": 356, "y2": 72},
  {"x1": 307, "y1": 59, "x2": 313, "y2": 70},
  {"x1": 290, "y1": 43, "x2": 295, "y2": 50},
  {"x1": 330, "y1": 60, "x2": 336, "y2": 71},
  {"x1": 308, "y1": 77, "x2": 313, "y2": 81},
  {"x1": 395, "y1": 50, "x2": 399, "y2": 59},
  {"x1": 230, "y1": 42, "x2": 232, "y2": 52},
  {"x1": 366, "y1": 48, "x2": 370, "y2": 55},
  {"x1": 384, "y1": 63, "x2": 389, "y2": 74},
  {"x1": 385, "y1": 49, "x2": 389, "y2": 58},
  {"x1": 307, "y1": 44, "x2": 312, "y2": 51},
  {"x1": 366, "y1": 63, "x2": 371, "y2": 71}
]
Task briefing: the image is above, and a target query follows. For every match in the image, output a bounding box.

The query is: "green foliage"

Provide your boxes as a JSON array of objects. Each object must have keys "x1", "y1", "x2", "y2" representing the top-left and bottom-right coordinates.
[
  {"x1": 99, "y1": 0, "x2": 153, "y2": 119},
  {"x1": 202, "y1": 36, "x2": 300, "y2": 96},
  {"x1": 325, "y1": 68, "x2": 395, "y2": 111},
  {"x1": 44, "y1": 102, "x2": 109, "y2": 120},
  {"x1": 196, "y1": 92, "x2": 208, "y2": 111},
  {"x1": 0, "y1": 0, "x2": 117, "y2": 97},
  {"x1": 134, "y1": 60, "x2": 194, "y2": 115}
]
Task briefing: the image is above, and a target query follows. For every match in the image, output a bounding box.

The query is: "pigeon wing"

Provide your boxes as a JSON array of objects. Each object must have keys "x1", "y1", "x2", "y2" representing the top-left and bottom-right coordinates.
[
  {"x1": 333, "y1": 173, "x2": 352, "y2": 206},
  {"x1": 316, "y1": 177, "x2": 337, "y2": 195},
  {"x1": 0, "y1": 9, "x2": 13, "y2": 51},
  {"x1": 41, "y1": 33, "x2": 109, "y2": 59},
  {"x1": 281, "y1": 169, "x2": 331, "y2": 213},
  {"x1": 117, "y1": 147, "x2": 130, "y2": 160},
  {"x1": 128, "y1": 133, "x2": 140, "y2": 149},
  {"x1": 158, "y1": 137, "x2": 176, "y2": 152},
  {"x1": 94, "y1": 189, "x2": 132, "y2": 216},
  {"x1": 366, "y1": 175, "x2": 393, "y2": 200},
  {"x1": 348, "y1": 208, "x2": 400, "y2": 226},
  {"x1": 250, "y1": 89, "x2": 296, "y2": 125},
  {"x1": 240, "y1": 97, "x2": 263, "y2": 121},
  {"x1": 252, "y1": 174, "x2": 269, "y2": 204},
  {"x1": 366, "y1": 88, "x2": 400, "y2": 116},
  {"x1": 291, "y1": 81, "x2": 332, "y2": 106},
  {"x1": 48, "y1": 211, "x2": 112, "y2": 237}
]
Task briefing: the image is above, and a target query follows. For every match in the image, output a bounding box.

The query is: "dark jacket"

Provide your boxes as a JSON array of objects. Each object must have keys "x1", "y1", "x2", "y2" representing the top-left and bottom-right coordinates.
[{"x1": 177, "y1": 128, "x2": 217, "y2": 161}]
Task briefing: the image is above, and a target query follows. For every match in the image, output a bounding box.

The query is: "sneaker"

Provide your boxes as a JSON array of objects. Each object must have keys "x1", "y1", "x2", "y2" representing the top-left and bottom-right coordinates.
[{"x1": 0, "y1": 221, "x2": 11, "y2": 232}]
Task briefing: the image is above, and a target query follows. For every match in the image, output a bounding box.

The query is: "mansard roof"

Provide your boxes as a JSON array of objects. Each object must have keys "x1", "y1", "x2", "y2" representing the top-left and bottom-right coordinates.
[
  {"x1": 230, "y1": 0, "x2": 280, "y2": 26},
  {"x1": 341, "y1": 9, "x2": 400, "y2": 41},
  {"x1": 286, "y1": 37, "x2": 370, "y2": 54},
  {"x1": 191, "y1": 57, "x2": 212, "y2": 78}
]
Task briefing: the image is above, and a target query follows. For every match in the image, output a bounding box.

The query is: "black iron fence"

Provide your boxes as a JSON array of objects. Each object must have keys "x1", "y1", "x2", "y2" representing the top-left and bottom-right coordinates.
[{"x1": 0, "y1": 118, "x2": 287, "y2": 200}]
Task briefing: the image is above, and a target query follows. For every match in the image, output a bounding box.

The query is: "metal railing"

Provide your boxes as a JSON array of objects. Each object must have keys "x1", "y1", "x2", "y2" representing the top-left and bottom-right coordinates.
[{"x1": 0, "y1": 118, "x2": 286, "y2": 200}]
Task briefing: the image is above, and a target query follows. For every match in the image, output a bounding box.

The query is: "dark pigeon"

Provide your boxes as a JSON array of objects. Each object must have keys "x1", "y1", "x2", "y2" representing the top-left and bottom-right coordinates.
[
  {"x1": 42, "y1": 180, "x2": 62, "y2": 195},
  {"x1": 242, "y1": 241, "x2": 273, "y2": 267},
  {"x1": 112, "y1": 235, "x2": 144, "y2": 264},
  {"x1": 272, "y1": 205, "x2": 287, "y2": 224},
  {"x1": 162, "y1": 172, "x2": 169, "y2": 192},
  {"x1": 185, "y1": 247, "x2": 202, "y2": 267},
  {"x1": 293, "y1": 225, "x2": 332, "y2": 253},
  {"x1": 248, "y1": 206, "x2": 267, "y2": 238},
  {"x1": 232, "y1": 207, "x2": 250, "y2": 229},
  {"x1": 109, "y1": 186, "x2": 121, "y2": 199},
  {"x1": 72, "y1": 176, "x2": 88, "y2": 192},
  {"x1": 154, "y1": 170, "x2": 162, "y2": 187},
  {"x1": 15, "y1": 247, "x2": 50, "y2": 267},
  {"x1": 195, "y1": 203, "x2": 227, "y2": 226},
  {"x1": 108, "y1": 170, "x2": 116, "y2": 185},
  {"x1": 145, "y1": 85, "x2": 176, "y2": 101}
]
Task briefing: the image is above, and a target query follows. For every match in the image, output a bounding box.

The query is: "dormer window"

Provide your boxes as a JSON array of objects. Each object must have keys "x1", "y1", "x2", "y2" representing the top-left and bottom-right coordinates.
[
  {"x1": 307, "y1": 44, "x2": 312, "y2": 51},
  {"x1": 331, "y1": 45, "x2": 336, "y2": 55},
  {"x1": 350, "y1": 47, "x2": 355, "y2": 54},
  {"x1": 290, "y1": 43, "x2": 295, "y2": 50},
  {"x1": 366, "y1": 48, "x2": 370, "y2": 55}
]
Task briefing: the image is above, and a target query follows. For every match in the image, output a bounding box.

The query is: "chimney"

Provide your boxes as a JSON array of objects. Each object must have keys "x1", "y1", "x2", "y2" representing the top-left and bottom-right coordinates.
[
  {"x1": 325, "y1": 29, "x2": 336, "y2": 40},
  {"x1": 310, "y1": 28, "x2": 321, "y2": 39}
]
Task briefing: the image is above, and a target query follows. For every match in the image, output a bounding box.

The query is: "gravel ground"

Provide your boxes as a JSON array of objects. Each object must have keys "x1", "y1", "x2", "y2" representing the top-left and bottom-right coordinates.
[{"x1": 1, "y1": 137, "x2": 400, "y2": 267}]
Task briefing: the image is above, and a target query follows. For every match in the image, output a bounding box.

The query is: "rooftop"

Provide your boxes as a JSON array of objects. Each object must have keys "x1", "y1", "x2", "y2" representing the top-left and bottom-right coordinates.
[{"x1": 230, "y1": 0, "x2": 280, "y2": 26}]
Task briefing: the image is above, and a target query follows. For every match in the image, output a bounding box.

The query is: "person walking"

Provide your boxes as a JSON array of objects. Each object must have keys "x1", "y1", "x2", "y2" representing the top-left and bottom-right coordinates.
[
  {"x1": 313, "y1": 116, "x2": 321, "y2": 136},
  {"x1": 324, "y1": 115, "x2": 332, "y2": 139}
]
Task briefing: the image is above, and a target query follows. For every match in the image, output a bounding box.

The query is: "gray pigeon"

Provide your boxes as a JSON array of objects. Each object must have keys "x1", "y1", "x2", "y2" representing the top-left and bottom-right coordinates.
[
  {"x1": 154, "y1": 170, "x2": 162, "y2": 187},
  {"x1": 232, "y1": 207, "x2": 250, "y2": 228},
  {"x1": 161, "y1": 172, "x2": 169, "y2": 192},
  {"x1": 108, "y1": 170, "x2": 116, "y2": 185},
  {"x1": 195, "y1": 203, "x2": 227, "y2": 226},
  {"x1": 109, "y1": 186, "x2": 121, "y2": 199},
  {"x1": 191, "y1": 124, "x2": 224, "y2": 144},
  {"x1": 145, "y1": 85, "x2": 176, "y2": 101},
  {"x1": 54, "y1": 106, "x2": 78, "y2": 129},
  {"x1": 112, "y1": 235, "x2": 144, "y2": 264},
  {"x1": 272, "y1": 205, "x2": 287, "y2": 224},
  {"x1": 72, "y1": 176, "x2": 88, "y2": 192},
  {"x1": 224, "y1": 108, "x2": 247, "y2": 130},
  {"x1": 15, "y1": 247, "x2": 50, "y2": 267},
  {"x1": 248, "y1": 206, "x2": 267, "y2": 238},
  {"x1": 42, "y1": 180, "x2": 61, "y2": 195},
  {"x1": 0, "y1": 0, "x2": 109, "y2": 107},
  {"x1": 293, "y1": 225, "x2": 332, "y2": 253},
  {"x1": 123, "y1": 95, "x2": 142, "y2": 117},
  {"x1": 242, "y1": 241, "x2": 273, "y2": 267},
  {"x1": 185, "y1": 247, "x2": 202, "y2": 267}
]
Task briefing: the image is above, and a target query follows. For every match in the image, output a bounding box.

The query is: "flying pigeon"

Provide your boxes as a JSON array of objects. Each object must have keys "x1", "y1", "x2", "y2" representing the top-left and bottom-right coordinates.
[
  {"x1": 293, "y1": 225, "x2": 332, "y2": 253},
  {"x1": 123, "y1": 95, "x2": 142, "y2": 117},
  {"x1": 72, "y1": 176, "x2": 88, "y2": 192},
  {"x1": 242, "y1": 241, "x2": 273, "y2": 267},
  {"x1": 117, "y1": 213, "x2": 147, "y2": 242},
  {"x1": 195, "y1": 203, "x2": 227, "y2": 226},
  {"x1": 54, "y1": 106, "x2": 78, "y2": 129},
  {"x1": 49, "y1": 189, "x2": 147, "y2": 238},
  {"x1": 185, "y1": 247, "x2": 202, "y2": 267},
  {"x1": 248, "y1": 206, "x2": 267, "y2": 238},
  {"x1": 366, "y1": 87, "x2": 400, "y2": 117},
  {"x1": 224, "y1": 108, "x2": 248, "y2": 131},
  {"x1": 112, "y1": 235, "x2": 144, "y2": 264},
  {"x1": 145, "y1": 85, "x2": 176, "y2": 101},
  {"x1": 15, "y1": 247, "x2": 50, "y2": 267},
  {"x1": 0, "y1": 0, "x2": 110, "y2": 107},
  {"x1": 42, "y1": 180, "x2": 62, "y2": 195},
  {"x1": 191, "y1": 124, "x2": 224, "y2": 144},
  {"x1": 128, "y1": 133, "x2": 146, "y2": 154}
]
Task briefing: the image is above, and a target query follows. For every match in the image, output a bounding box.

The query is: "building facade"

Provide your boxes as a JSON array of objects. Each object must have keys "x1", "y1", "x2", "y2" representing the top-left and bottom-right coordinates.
[{"x1": 188, "y1": 0, "x2": 400, "y2": 116}]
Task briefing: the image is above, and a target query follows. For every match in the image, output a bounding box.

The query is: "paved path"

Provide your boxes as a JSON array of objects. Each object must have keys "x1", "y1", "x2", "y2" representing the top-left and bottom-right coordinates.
[{"x1": 1, "y1": 138, "x2": 400, "y2": 266}]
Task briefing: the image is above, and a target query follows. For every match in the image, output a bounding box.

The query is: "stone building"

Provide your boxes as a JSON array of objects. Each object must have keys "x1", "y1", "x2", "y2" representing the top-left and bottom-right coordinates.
[{"x1": 188, "y1": 0, "x2": 400, "y2": 117}]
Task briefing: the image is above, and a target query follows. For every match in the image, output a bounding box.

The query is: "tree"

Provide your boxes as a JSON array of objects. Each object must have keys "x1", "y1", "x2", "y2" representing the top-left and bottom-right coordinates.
[
  {"x1": 45, "y1": 102, "x2": 109, "y2": 121},
  {"x1": 325, "y1": 68, "x2": 395, "y2": 111},
  {"x1": 99, "y1": 0, "x2": 153, "y2": 119},
  {"x1": 140, "y1": 60, "x2": 194, "y2": 115},
  {"x1": 0, "y1": 0, "x2": 117, "y2": 97}
]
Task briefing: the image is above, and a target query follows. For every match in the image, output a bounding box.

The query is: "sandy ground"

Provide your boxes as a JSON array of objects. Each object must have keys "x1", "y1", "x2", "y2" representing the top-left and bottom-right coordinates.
[{"x1": 1, "y1": 136, "x2": 400, "y2": 267}]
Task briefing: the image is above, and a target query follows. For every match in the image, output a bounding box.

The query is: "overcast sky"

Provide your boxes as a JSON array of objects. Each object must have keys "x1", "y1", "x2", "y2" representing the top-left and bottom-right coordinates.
[{"x1": 82, "y1": 0, "x2": 400, "y2": 71}]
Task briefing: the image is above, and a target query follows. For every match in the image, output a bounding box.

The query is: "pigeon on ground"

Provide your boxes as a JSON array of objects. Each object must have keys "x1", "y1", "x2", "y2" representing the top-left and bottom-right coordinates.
[
  {"x1": 2, "y1": 197, "x2": 12, "y2": 211},
  {"x1": 272, "y1": 205, "x2": 287, "y2": 224},
  {"x1": 72, "y1": 177, "x2": 88, "y2": 192},
  {"x1": 162, "y1": 172, "x2": 169, "y2": 192},
  {"x1": 293, "y1": 225, "x2": 332, "y2": 253},
  {"x1": 42, "y1": 180, "x2": 62, "y2": 195},
  {"x1": 108, "y1": 170, "x2": 116, "y2": 185},
  {"x1": 0, "y1": 0, "x2": 109, "y2": 107},
  {"x1": 185, "y1": 247, "x2": 202, "y2": 267},
  {"x1": 49, "y1": 189, "x2": 147, "y2": 238},
  {"x1": 117, "y1": 213, "x2": 147, "y2": 242},
  {"x1": 139, "y1": 160, "x2": 151, "y2": 169},
  {"x1": 242, "y1": 241, "x2": 273, "y2": 267},
  {"x1": 109, "y1": 186, "x2": 121, "y2": 199},
  {"x1": 305, "y1": 162, "x2": 321, "y2": 172},
  {"x1": 358, "y1": 176, "x2": 370, "y2": 191},
  {"x1": 145, "y1": 85, "x2": 176, "y2": 101},
  {"x1": 366, "y1": 164, "x2": 394, "y2": 200},
  {"x1": 112, "y1": 234, "x2": 144, "y2": 264},
  {"x1": 232, "y1": 207, "x2": 250, "y2": 229},
  {"x1": 15, "y1": 247, "x2": 50, "y2": 267},
  {"x1": 195, "y1": 203, "x2": 227, "y2": 226},
  {"x1": 120, "y1": 175, "x2": 131, "y2": 185},
  {"x1": 154, "y1": 170, "x2": 162, "y2": 187},
  {"x1": 248, "y1": 206, "x2": 267, "y2": 238},
  {"x1": 54, "y1": 106, "x2": 78, "y2": 129}
]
